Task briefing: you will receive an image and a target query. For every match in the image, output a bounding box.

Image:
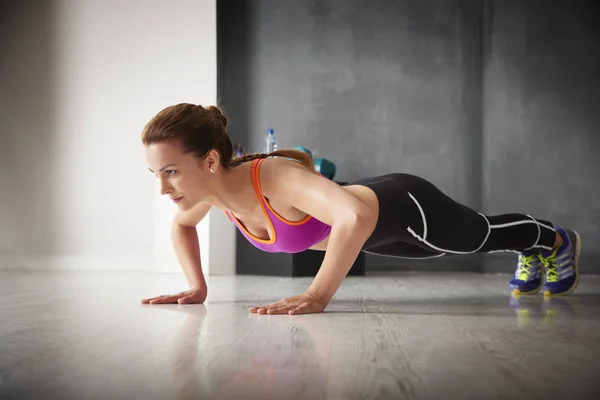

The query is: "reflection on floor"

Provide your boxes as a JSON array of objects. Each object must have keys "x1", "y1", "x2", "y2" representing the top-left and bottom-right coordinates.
[{"x1": 1, "y1": 270, "x2": 599, "y2": 400}]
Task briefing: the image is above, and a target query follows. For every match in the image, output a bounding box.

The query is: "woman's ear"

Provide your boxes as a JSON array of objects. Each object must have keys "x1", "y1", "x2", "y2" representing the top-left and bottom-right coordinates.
[{"x1": 205, "y1": 149, "x2": 220, "y2": 173}]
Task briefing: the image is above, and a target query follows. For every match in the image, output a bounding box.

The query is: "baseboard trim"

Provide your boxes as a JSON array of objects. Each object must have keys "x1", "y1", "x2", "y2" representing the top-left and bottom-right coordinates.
[
  {"x1": 365, "y1": 253, "x2": 484, "y2": 272},
  {"x1": 366, "y1": 251, "x2": 600, "y2": 275},
  {"x1": 14, "y1": 255, "x2": 155, "y2": 271},
  {"x1": 0, "y1": 253, "x2": 22, "y2": 270},
  {"x1": 484, "y1": 252, "x2": 600, "y2": 274}
]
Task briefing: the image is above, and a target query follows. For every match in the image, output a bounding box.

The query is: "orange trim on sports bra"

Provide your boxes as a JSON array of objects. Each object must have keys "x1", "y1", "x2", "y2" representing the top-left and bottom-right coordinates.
[
  {"x1": 226, "y1": 159, "x2": 276, "y2": 244},
  {"x1": 226, "y1": 209, "x2": 276, "y2": 244},
  {"x1": 252, "y1": 158, "x2": 313, "y2": 226},
  {"x1": 225, "y1": 157, "x2": 315, "y2": 243}
]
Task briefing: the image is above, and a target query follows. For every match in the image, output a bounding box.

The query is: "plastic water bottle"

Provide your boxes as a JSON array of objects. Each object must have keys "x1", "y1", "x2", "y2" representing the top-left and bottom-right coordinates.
[{"x1": 265, "y1": 128, "x2": 277, "y2": 153}]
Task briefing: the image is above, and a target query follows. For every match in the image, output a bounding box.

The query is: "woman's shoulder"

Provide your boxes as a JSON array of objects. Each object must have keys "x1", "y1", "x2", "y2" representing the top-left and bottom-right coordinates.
[
  {"x1": 257, "y1": 156, "x2": 330, "y2": 199},
  {"x1": 258, "y1": 156, "x2": 317, "y2": 181}
]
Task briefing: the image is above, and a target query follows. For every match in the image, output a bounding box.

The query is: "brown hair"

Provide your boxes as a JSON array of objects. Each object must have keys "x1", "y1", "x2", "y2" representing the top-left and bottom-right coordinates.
[{"x1": 141, "y1": 103, "x2": 314, "y2": 170}]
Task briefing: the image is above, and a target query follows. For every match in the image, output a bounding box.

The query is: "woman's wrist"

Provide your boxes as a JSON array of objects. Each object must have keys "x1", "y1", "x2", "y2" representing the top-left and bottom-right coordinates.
[{"x1": 189, "y1": 277, "x2": 207, "y2": 291}]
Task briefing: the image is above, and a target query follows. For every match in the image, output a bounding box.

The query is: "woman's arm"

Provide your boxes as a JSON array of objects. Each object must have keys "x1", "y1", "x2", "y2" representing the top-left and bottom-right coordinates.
[
  {"x1": 142, "y1": 202, "x2": 211, "y2": 304},
  {"x1": 253, "y1": 158, "x2": 378, "y2": 313},
  {"x1": 172, "y1": 202, "x2": 212, "y2": 289},
  {"x1": 306, "y1": 212, "x2": 374, "y2": 304},
  {"x1": 171, "y1": 219, "x2": 207, "y2": 291}
]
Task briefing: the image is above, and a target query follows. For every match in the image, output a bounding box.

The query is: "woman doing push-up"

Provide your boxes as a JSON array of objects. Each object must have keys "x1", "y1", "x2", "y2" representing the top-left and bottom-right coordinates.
[{"x1": 141, "y1": 103, "x2": 581, "y2": 315}]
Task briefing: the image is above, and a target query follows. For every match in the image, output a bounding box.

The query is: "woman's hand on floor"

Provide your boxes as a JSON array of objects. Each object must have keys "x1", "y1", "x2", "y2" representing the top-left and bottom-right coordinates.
[
  {"x1": 249, "y1": 291, "x2": 328, "y2": 315},
  {"x1": 141, "y1": 288, "x2": 207, "y2": 305}
]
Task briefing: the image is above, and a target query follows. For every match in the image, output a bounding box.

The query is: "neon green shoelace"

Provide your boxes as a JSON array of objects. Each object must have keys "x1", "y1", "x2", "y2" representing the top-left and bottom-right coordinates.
[
  {"x1": 517, "y1": 254, "x2": 538, "y2": 280},
  {"x1": 539, "y1": 248, "x2": 559, "y2": 283}
]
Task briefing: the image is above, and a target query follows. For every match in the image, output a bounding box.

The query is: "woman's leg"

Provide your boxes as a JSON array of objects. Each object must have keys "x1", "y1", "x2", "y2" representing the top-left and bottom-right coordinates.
[
  {"x1": 353, "y1": 173, "x2": 581, "y2": 296},
  {"x1": 363, "y1": 240, "x2": 445, "y2": 259}
]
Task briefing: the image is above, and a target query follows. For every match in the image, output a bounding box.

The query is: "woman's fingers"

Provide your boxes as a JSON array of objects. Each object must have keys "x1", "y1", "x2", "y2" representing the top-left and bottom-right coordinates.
[
  {"x1": 249, "y1": 300, "x2": 286, "y2": 313},
  {"x1": 248, "y1": 293, "x2": 327, "y2": 315},
  {"x1": 143, "y1": 289, "x2": 207, "y2": 305},
  {"x1": 250, "y1": 298, "x2": 309, "y2": 314},
  {"x1": 266, "y1": 305, "x2": 295, "y2": 315},
  {"x1": 147, "y1": 294, "x2": 180, "y2": 304},
  {"x1": 141, "y1": 295, "x2": 165, "y2": 304},
  {"x1": 250, "y1": 305, "x2": 276, "y2": 313}
]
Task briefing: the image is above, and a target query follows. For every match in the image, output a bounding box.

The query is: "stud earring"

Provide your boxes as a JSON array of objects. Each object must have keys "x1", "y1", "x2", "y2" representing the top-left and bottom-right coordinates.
[{"x1": 210, "y1": 168, "x2": 215, "y2": 173}]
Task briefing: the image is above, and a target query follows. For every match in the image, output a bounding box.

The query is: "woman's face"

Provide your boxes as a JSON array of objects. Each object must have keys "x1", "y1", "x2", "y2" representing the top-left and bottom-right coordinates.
[{"x1": 145, "y1": 141, "x2": 215, "y2": 210}]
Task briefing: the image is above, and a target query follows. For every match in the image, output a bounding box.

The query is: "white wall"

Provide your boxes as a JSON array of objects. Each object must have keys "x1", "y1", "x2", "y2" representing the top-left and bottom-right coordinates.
[{"x1": 0, "y1": 0, "x2": 235, "y2": 275}]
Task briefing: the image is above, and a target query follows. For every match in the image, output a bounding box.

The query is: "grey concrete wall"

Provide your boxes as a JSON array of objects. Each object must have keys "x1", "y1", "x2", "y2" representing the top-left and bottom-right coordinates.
[
  {"x1": 482, "y1": 0, "x2": 600, "y2": 273},
  {"x1": 218, "y1": 0, "x2": 600, "y2": 274},
  {"x1": 219, "y1": 0, "x2": 483, "y2": 207},
  {"x1": 218, "y1": 0, "x2": 486, "y2": 272}
]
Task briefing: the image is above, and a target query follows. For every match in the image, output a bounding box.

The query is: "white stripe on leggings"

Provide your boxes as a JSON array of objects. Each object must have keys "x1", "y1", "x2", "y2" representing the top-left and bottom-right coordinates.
[
  {"x1": 362, "y1": 249, "x2": 446, "y2": 259},
  {"x1": 405, "y1": 192, "x2": 555, "y2": 254},
  {"x1": 406, "y1": 192, "x2": 427, "y2": 240},
  {"x1": 490, "y1": 215, "x2": 554, "y2": 251},
  {"x1": 489, "y1": 216, "x2": 540, "y2": 250},
  {"x1": 405, "y1": 191, "x2": 491, "y2": 255}
]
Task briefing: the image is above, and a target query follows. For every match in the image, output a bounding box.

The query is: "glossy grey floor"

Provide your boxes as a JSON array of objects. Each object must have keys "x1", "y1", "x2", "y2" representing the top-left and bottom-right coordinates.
[{"x1": 1, "y1": 270, "x2": 599, "y2": 400}]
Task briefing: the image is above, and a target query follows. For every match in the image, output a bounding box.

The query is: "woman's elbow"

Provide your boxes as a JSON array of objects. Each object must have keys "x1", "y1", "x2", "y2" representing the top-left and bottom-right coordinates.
[{"x1": 345, "y1": 206, "x2": 378, "y2": 235}]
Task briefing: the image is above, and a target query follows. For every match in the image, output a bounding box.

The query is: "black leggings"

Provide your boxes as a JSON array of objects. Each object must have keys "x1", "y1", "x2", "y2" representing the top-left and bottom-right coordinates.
[{"x1": 345, "y1": 173, "x2": 557, "y2": 258}]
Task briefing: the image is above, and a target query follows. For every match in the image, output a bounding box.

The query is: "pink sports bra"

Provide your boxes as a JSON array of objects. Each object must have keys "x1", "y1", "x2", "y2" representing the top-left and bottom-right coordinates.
[{"x1": 224, "y1": 158, "x2": 332, "y2": 253}]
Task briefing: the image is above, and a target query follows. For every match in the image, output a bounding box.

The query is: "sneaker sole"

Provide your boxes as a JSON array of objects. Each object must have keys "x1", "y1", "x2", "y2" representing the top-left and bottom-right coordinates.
[
  {"x1": 543, "y1": 229, "x2": 581, "y2": 297},
  {"x1": 511, "y1": 278, "x2": 543, "y2": 296}
]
